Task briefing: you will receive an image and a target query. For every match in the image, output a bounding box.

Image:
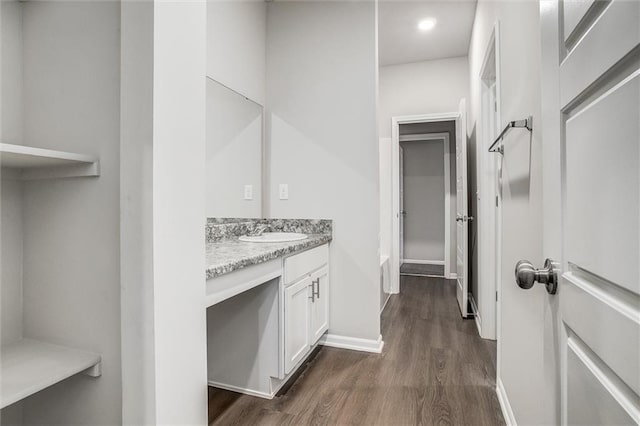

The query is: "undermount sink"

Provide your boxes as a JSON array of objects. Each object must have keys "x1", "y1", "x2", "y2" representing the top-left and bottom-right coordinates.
[{"x1": 239, "y1": 232, "x2": 308, "y2": 243}]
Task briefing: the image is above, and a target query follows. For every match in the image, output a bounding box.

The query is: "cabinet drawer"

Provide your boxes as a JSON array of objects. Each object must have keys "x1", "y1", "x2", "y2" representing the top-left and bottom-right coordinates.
[{"x1": 284, "y1": 244, "x2": 328, "y2": 285}]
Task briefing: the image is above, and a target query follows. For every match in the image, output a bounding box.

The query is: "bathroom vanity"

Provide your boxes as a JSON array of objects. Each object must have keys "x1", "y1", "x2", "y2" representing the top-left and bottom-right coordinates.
[{"x1": 205, "y1": 219, "x2": 332, "y2": 398}]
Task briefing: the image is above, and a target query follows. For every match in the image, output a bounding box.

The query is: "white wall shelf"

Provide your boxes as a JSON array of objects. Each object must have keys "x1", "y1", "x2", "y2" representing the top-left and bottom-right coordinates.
[
  {"x1": 1, "y1": 339, "x2": 102, "y2": 409},
  {"x1": 0, "y1": 143, "x2": 99, "y2": 180}
]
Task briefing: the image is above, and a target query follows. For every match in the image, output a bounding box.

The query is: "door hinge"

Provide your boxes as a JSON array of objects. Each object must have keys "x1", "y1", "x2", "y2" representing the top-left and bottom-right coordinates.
[
  {"x1": 496, "y1": 291, "x2": 498, "y2": 302},
  {"x1": 495, "y1": 195, "x2": 499, "y2": 207}
]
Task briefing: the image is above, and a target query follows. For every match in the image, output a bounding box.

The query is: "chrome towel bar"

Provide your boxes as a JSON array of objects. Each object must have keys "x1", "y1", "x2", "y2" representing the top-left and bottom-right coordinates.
[{"x1": 488, "y1": 116, "x2": 533, "y2": 154}]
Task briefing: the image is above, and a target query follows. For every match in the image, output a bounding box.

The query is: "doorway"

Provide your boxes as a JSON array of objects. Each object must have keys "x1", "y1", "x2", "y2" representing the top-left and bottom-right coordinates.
[
  {"x1": 475, "y1": 22, "x2": 501, "y2": 341},
  {"x1": 399, "y1": 132, "x2": 451, "y2": 279},
  {"x1": 390, "y1": 102, "x2": 470, "y2": 318}
]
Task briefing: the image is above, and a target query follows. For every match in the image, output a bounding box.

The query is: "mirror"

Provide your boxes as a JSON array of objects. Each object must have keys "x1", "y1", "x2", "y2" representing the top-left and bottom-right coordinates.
[{"x1": 206, "y1": 78, "x2": 263, "y2": 218}]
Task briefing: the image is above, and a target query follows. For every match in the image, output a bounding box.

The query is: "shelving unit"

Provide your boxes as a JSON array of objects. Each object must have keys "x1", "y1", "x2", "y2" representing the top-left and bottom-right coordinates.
[
  {"x1": 1, "y1": 339, "x2": 101, "y2": 409},
  {"x1": 0, "y1": 143, "x2": 99, "y2": 180}
]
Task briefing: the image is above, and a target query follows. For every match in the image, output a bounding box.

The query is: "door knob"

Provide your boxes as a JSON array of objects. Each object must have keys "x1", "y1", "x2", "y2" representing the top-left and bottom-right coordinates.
[
  {"x1": 515, "y1": 258, "x2": 558, "y2": 295},
  {"x1": 456, "y1": 215, "x2": 474, "y2": 222}
]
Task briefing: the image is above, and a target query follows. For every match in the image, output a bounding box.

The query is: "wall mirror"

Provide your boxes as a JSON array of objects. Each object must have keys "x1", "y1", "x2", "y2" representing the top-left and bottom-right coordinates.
[{"x1": 206, "y1": 77, "x2": 264, "y2": 218}]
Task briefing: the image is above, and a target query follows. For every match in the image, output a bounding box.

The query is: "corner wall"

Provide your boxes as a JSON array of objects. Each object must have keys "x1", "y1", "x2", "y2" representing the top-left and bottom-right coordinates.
[
  {"x1": 468, "y1": 1, "x2": 545, "y2": 424},
  {"x1": 266, "y1": 1, "x2": 381, "y2": 343},
  {"x1": 378, "y1": 57, "x2": 469, "y2": 263}
]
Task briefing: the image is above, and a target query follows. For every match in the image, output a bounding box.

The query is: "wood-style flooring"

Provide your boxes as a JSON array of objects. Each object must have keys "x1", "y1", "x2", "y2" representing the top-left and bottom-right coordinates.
[
  {"x1": 400, "y1": 263, "x2": 445, "y2": 277},
  {"x1": 208, "y1": 276, "x2": 505, "y2": 425}
]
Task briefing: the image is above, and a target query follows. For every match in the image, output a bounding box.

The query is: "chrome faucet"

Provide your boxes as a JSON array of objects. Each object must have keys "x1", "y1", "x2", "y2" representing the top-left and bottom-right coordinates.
[{"x1": 248, "y1": 224, "x2": 268, "y2": 237}]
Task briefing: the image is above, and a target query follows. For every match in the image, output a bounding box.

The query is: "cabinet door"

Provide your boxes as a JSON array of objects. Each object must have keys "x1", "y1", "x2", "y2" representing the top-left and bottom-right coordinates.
[
  {"x1": 310, "y1": 266, "x2": 329, "y2": 344},
  {"x1": 284, "y1": 276, "x2": 311, "y2": 374}
]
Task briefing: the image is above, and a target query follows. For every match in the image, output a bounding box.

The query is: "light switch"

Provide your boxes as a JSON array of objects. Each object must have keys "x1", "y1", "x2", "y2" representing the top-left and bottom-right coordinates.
[
  {"x1": 244, "y1": 185, "x2": 253, "y2": 200},
  {"x1": 279, "y1": 184, "x2": 289, "y2": 200}
]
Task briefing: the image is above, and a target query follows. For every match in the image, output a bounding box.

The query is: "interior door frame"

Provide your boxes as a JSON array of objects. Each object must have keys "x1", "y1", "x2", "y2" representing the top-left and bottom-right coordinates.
[
  {"x1": 399, "y1": 132, "x2": 451, "y2": 268},
  {"x1": 391, "y1": 112, "x2": 460, "y2": 293},
  {"x1": 477, "y1": 21, "x2": 502, "y2": 342}
]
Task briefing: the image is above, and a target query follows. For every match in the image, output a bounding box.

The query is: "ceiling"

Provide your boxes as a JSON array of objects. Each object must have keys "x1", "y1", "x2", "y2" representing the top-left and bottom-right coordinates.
[{"x1": 378, "y1": 0, "x2": 477, "y2": 67}]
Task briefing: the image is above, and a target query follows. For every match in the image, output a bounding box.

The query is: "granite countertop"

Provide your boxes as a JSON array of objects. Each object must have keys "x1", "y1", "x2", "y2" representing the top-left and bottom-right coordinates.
[
  {"x1": 206, "y1": 234, "x2": 331, "y2": 279},
  {"x1": 205, "y1": 218, "x2": 333, "y2": 280}
]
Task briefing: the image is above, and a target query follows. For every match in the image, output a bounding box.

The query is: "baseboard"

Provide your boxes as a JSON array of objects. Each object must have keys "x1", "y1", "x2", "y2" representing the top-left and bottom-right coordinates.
[
  {"x1": 496, "y1": 378, "x2": 517, "y2": 426},
  {"x1": 401, "y1": 259, "x2": 444, "y2": 265},
  {"x1": 319, "y1": 333, "x2": 384, "y2": 354},
  {"x1": 469, "y1": 294, "x2": 482, "y2": 336},
  {"x1": 208, "y1": 380, "x2": 273, "y2": 400},
  {"x1": 380, "y1": 293, "x2": 391, "y2": 314}
]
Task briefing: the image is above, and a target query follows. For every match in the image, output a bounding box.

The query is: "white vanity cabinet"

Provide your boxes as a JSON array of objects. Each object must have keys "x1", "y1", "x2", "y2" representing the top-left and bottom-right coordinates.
[
  {"x1": 309, "y1": 266, "x2": 329, "y2": 343},
  {"x1": 284, "y1": 276, "x2": 312, "y2": 373},
  {"x1": 283, "y1": 244, "x2": 330, "y2": 374},
  {"x1": 206, "y1": 242, "x2": 330, "y2": 398}
]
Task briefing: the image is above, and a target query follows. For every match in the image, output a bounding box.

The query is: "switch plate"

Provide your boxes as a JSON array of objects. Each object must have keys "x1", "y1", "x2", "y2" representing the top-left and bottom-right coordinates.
[
  {"x1": 244, "y1": 185, "x2": 253, "y2": 200},
  {"x1": 279, "y1": 184, "x2": 289, "y2": 200}
]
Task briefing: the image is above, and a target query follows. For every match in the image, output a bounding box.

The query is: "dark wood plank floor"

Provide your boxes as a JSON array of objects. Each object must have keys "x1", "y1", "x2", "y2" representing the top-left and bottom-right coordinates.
[
  {"x1": 208, "y1": 276, "x2": 505, "y2": 425},
  {"x1": 400, "y1": 263, "x2": 445, "y2": 277}
]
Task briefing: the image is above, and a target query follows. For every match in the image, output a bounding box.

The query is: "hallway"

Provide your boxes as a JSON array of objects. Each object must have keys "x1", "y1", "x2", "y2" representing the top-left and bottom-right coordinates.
[{"x1": 208, "y1": 277, "x2": 504, "y2": 425}]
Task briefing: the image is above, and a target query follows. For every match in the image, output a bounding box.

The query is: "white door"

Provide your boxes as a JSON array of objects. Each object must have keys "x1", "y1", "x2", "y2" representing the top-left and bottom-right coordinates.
[
  {"x1": 455, "y1": 98, "x2": 469, "y2": 317},
  {"x1": 309, "y1": 266, "x2": 329, "y2": 344},
  {"x1": 399, "y1": 145, "x2": 405, "y2": 264},
  {"x1": 539, "y1": 1, "x2": 639, "y2": 424},
  {"x1": 284, "y1": 277, "x2": 311, "y2": 374}
]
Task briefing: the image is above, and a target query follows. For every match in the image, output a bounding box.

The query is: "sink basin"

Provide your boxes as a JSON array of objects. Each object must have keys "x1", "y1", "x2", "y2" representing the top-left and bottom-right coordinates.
[{"x1": 239, "y1": 232, "x2": 308, "y2": 243}]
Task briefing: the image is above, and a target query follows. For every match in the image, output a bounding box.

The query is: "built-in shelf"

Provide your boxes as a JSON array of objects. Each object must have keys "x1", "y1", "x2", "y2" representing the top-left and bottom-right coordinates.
[
  {"x1": 0, "y1": 339, "x2": 102, "y2": 409},
  {"x1": 0, "y1": 143, "x2": 99, "y2": 180}
]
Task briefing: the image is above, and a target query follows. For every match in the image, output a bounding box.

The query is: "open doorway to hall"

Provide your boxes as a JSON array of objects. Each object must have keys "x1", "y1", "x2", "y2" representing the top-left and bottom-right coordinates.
[
  {"x1": 398, "y1": 124, "x2": 456, "y2": 279},
  {"x1": 390, "y1": 103, "x2": 472, "y2": 319}
]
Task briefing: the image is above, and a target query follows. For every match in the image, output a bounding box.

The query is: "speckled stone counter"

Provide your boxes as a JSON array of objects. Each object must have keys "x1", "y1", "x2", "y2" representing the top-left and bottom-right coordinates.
[{"x1": 206, "y1": 218, "x2": 332, "y2": 279}]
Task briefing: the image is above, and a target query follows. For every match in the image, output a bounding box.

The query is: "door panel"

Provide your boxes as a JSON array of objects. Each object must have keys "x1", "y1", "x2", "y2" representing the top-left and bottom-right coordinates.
[
  {"x1": 559, "y1": 0, "x2": 640, "y2": 107},
  {"x1": 563, "y1": 0, "x2": 596, "y2": 41},
  {"x1": 541, "y1": 1, "x2": 640, "y2": 424},
  {"x1": 284, "y1": 277, "x2": 310, "y2": 374},
  {"x1": 566, "y1": 338, "x2": 637, "y2": 426},
  {"x1": 455, "y1": 98, "x2": 469, "y2": 317},
  {"x1": 310, "y1": 266, "x2": 329, "y2": 344},
  {"x1": 565, "y1": 72, "x2": 639, "y2": 292}
]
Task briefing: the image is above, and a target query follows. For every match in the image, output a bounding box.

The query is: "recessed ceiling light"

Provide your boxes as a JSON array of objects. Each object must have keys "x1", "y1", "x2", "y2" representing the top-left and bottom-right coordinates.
[{"x1": 418, "y1": 18, "x2": 437, "y2": 31}]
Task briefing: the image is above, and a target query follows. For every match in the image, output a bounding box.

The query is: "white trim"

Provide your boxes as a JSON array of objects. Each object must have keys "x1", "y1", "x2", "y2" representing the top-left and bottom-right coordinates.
[
  {"x1": 497, "y1": 378, "x2": 517, "y2": 426},
  {"x1": 477, "y1": 21, "x2": 501, "y2": 342},
  {"x1": 207, "y1": 380, "x2": 273, "y2": 400},
  {"x1": 392, "y1": 116, "x2": 459, "y2": 293},
  {"x1": 401, "y1": 259, "x2": 444, "y2": 266},
  {"x1": 380, "y1": 293, "x2": 390, "y2": 314},
  {"x1": 469, "y1": 294, "x2": 482, "y2": 336},
  {"x1": 319, "y1": 334, "x2": 384, "y2": 354}
]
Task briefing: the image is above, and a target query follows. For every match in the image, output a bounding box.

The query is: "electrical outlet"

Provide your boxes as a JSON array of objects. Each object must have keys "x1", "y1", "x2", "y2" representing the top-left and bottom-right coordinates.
[
  {"x1": 279, "y1": 184, "x2": 289, "y2": 200},
  {"x1": 244, "y1": 185, "x2": 253, "y2": 200}
]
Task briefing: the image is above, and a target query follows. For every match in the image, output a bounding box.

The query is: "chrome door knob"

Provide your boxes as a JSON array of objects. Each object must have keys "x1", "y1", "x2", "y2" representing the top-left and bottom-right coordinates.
[{"x1": 515, "y1": 258, "x2": 558, "y2": 295}]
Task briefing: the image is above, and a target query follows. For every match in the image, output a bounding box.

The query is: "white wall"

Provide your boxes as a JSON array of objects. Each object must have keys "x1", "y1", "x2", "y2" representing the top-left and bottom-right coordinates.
[
  {"x1": 153, "y1": 3, "x2": 208, "y2": 423},
  {"x1": 120, "y1": 2, "x2": 155, "y2": 423},
  {"x1": 10, "y1": 2, "x2": 122, "y2": 424},
  {"x1": 0, "y1": 0, "x2": 22, "y2": 145},
  {"x1": 468, "y1": 1, "x2": 545, "y2": 424},
  {"x1": 0, "y1": 0, "x2": 23, "y2": 349},
  {"x1": 120, "y1": 1, "x2": 208, "y2": 424},
  {"x1": 401, "y1": 140, "x2": 445, "y2": 262},
  {"x1": 266, "y1": 1, "x2": 381, "y2": 342},
  {"x1": 207, "y1": 0, "x2": 266, "y2": 105},
  {"x1": 378, "y1": 56, "x2": 469, "y2": 139},
  {"x1": 378, "y1": 57, "x2": 468, "y2": 262},
  {"x1": 206, "y1": 78, "x2": 262, "y2": 218}
]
